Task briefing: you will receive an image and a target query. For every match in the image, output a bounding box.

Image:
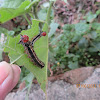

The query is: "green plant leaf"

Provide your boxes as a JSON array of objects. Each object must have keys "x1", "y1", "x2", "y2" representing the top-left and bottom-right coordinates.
[
  {"x1": 50, "y1": 34, "x2": 63, "y2": 44},
  {"x1": 68, "y1": 61, "x2": 79, "y2": 69},
  {"x1": 42, "y1": 2, "x2": 50, "y2": 7},
  {"x1": 86, "y1": 12, "x2": 97, "y2": 22},
  {"x1": 48, "y1": 21, "x2": 59, "y2": 37},
  {"x1": 22, "y1": 72, "x2": 34, "y2": 84},
  {"x1": 96, "y1": 10, "x2": 100, "y2": 15},
  {"x1": 37, "y1": 9, "x2": 47, "y2": 21},
  {"x1": 90, "y1": 31, "x2": 97, "y2": 39},
  {"x1": 75, "y1": 23, "x2": 89, "y2": 34},
  {"x1": 0, "y1": 0, "x2": 38, "y2": 23},
  {"x1": 0, "y1": 27, "x2": 14, "y2": 60},
  {"x1": 89, "y1": 42, "x2": 100, "y2": 52},
  {"x1": 0, "y1": 27, "x2": 15, "y2": 36},
  {"x1": 49, "y1": 0, "x2": 56, "y2": 2},
  {"x1": 78, "y1": 37, "x2": 88, "y2": 48},
  {"x1": 63, "y1": 24, "x2": 74, "y2": 32},
  {"x1": 91, "y1": 23, "x2": 100, "y2": 30},
  {"x1": 1, "y1": 0, "x2": 25, "y2": 8},
  {"x1": 4, "y1": 19, "x2": 48, "y2": 93},
  {"x1": 46, "y1": 1, "x2": 53, "y2": 24},
  {"x1": 88, "y1": 47, "x2": 98, "y2": 52}
]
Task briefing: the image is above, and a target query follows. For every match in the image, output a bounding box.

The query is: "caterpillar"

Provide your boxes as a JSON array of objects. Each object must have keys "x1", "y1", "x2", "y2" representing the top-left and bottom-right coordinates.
[{"x1": 18, "y1": 32, "x2": 46, "y2": 68}]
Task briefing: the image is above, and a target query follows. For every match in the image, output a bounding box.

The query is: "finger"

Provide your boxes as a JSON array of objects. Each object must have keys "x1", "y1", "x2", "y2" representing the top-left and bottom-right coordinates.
[
  {"x1": 9, "y1": 64, "x2": 21, "y2": 91},
  {"x1": 0, "y1": 61, "x2": 14, "y2": 100},
  {"x1": 0, "y1": 61, "x2": 11, "y2": 85}
]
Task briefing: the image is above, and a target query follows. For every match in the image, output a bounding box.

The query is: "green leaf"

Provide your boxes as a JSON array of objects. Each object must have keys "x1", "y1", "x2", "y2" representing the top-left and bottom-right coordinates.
[
  {"x1": 88, "y1": 47, "x2": 98, "y2": 52},
  {"x1": 89, "y1": 42, "x2": 100, "y2": 52},
  {"x1": 48, "y1": 21, "x2": 59, "y2": 37},
  {"x1": 91, "y1": 23, "x2": 100, "y2": 30},
  {"x1": 78, "y1": 37, "x2": 88, "y2": 48},
  {"x1": 96, "y1": 10, "x2": 100, "y2": 16},
  {"x1": 0, "y1": 27, "x2": 15, "y2": 36},
  {"x1": 90, "y1": 31, "x2": 97, "y2": 39},
  {"x1": 68, "y1": 61, "x2": 79, "y2": 69},
  {"x1": 25, "y1": 0, "x2": 39, "y2": 11},
  {"x1": 23, "y1": 72, "x2": 34, "y2": 83},
  {"x1": 60, "y1": 64, "x2": 65, "y2": 69},
  {"x1": 0, "y1": 0, "x2": 38, "y2": 23},
  {"x1": 86, "y1": 12, "x2": 97, "y2": 22},
  {"x1": 0, "y1": 27, "x2": 14, "y2": 60},
  {"x1": 37, "y1": 9, "x2": 47, "y2": 20},
  {"x1": 93, "y1": 43, "x2": 100, "y2": 50},
  {"x1": 75, "y1": 23, "x2": 89, "y2": 34},
  {"x1": 46, "y1": 1, "x2": 53, "y2": 24},
  {"x1": 1, "y1": 0, "x2": 25, "y2": 8},
  {"x1": 73, "y1": 55, "x2": 80, "y2": 61},
  {"x1": 67, "y1": 54, "x2": 75, "y2": 58},
  {"x1": 63, "y1": 24, "x2": 74, "y2": 32},
  {"x1": 72, "y1": 35, "x2": 81, "y2": 42},
  {"x1": 42, "y1": 2, "x2": 50, "y2": 8},
  {"x1": 4, "y1": 20, "x2": 48, "y2": 93},
  {"x1": 50, "y1": 34, "x2": 63, "y2": 44},
  {"x1": 49, "y1": 0, "x2": 56, "y2": 2},
  {"x1": 48, "y1": 51, "x2": 55, "y2": 63}
]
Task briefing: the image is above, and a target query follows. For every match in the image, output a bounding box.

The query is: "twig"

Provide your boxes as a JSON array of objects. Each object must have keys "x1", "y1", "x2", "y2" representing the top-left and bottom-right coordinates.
[{"x1": 48, "y1": 62, "x2": 53, "y2": 76}]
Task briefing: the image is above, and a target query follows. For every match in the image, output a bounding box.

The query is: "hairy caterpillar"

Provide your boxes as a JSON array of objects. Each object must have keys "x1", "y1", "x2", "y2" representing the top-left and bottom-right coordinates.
[{"x1": 18, "y1": 32, "x2": 46, "y2": 68}]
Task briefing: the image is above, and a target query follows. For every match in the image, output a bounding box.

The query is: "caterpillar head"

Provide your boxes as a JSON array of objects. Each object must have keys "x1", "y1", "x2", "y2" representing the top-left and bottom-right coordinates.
[{"x1": 18, "y1": 35, "x2": 29, "y2": 44}]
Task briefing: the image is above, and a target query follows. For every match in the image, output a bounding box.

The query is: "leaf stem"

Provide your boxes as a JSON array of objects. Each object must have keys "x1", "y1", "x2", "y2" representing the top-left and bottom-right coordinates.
[
  {"x1": 25, "y1": 74, "x2": 34, "y2": 100},
  {"x1": 28, "y1": 12, "x2": 34, "y2": 19},
  {"x1": 23, "y1": 14, "x2": 31, "y2": 27},
  {"x1": 46, "y1": 2, "x2": 53, "y2": 25}
]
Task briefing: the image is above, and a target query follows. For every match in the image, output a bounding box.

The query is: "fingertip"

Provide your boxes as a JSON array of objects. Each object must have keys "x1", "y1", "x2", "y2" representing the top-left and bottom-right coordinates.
[
  {"x1": 10, "y1": 64, "x2": 21, "y2": 90},
  {"x1": 11, "y1": 64, "x2": 21, "y2": 74}
]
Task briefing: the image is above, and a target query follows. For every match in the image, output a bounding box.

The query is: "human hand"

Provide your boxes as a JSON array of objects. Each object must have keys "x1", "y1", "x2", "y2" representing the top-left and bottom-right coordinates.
[{"x1": 0, "y1": 61, "x2": 21, "y2": 100}]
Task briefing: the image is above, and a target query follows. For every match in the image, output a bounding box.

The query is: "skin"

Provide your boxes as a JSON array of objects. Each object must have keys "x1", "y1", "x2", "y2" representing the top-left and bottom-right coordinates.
[{"x1": 0, "y1": 61, "x2": 21, "y2": 100}]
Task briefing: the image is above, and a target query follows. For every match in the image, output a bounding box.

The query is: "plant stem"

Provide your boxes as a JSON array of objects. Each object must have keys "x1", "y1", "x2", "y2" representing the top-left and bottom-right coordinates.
[
  {"x1": 24, "y1": 14, "x2": 31, "y2": 27},
  {"x1": 25, "y1": 74, "x2": 34, "y2": 100},
  {"x1": 33, "y1": 2, "x2": 43, "y2": 30},
  {"x1": 28, "y1": 12, "x2": 34, "y2": 19}
]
